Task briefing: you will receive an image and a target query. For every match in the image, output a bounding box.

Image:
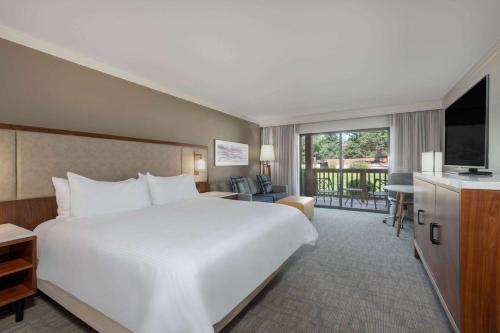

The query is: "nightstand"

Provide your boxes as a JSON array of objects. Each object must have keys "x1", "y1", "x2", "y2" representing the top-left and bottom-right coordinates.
[
  {"x1": 200, "y1": 191, "x2": 239, "y2": 200},
  {"x1": 0, "y1": 224, "x2": 36, "y2": 322}
]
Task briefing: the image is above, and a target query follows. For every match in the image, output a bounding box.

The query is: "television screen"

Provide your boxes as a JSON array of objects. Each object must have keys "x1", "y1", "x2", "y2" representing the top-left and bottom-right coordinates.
[{"x1": 445, "y1": 76, "x2": 489, "y2": 168}]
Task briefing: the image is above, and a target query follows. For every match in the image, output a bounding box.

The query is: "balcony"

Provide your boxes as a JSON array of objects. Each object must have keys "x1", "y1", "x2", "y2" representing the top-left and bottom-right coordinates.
[{"x1": 301, "y1": 168, "x2": 389, "y2": 212}]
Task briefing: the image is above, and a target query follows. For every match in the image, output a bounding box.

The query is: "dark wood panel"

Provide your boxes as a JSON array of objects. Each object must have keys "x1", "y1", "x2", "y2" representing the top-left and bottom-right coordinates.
[
  {"x1": 0, "y1": 123, "x2": 208, "y2": 149},
  {"x1": 461, "y1": 189, "x2": 500, "y2": 333},
  {"x1": 0, "y1": 201, "x2": 17, "y2": 226},
  {"x1": 0, "y1": 197, "x2": 57, "y2": 231},
  {"x1": 196, "y1": 181, "x2": 209, "y2": 193}
]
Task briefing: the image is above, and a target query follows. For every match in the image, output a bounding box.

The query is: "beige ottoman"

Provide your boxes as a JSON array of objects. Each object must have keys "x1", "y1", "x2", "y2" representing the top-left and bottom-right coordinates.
[{"x1": 276, "y1": 196, "x2": 314, "y2": 220}]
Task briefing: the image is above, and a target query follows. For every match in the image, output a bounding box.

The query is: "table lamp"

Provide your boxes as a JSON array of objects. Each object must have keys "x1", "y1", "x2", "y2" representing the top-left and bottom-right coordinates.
[{"x1": 259, "y1": 145, "x2": 275, "y2": 178}]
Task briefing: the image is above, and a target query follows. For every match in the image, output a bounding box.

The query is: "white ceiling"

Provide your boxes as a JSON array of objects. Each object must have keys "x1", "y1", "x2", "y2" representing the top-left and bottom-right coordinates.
[{"x1": 0, "y1": 0, "x2": 499, "y2": 125}]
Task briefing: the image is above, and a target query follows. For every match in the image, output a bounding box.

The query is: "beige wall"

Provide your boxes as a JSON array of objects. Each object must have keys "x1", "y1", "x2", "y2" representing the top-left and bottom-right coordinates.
[
  {"x1": 0, "y1": 38, "x2": 260, "y2": 183},
  {"x1": 443, "y1": 42, "x2": 500, "y2": 172}
]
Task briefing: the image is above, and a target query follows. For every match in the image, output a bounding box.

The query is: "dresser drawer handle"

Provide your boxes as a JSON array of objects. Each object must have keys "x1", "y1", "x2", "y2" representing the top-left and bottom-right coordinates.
[
  {"x1": 430, "y1": 223, "x2": 441, "y2": 245},
  {"x1": 417, "y1": 209, "x2": 425, "y2": 225}
]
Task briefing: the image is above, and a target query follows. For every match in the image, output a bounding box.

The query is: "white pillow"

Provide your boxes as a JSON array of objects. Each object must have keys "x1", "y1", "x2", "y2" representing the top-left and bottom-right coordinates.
[
  {"x1": 52, "y1": 177, "x2": 71, "y2": 218},
  {"x1": 138, "y1": 172, "x2": 154, "y2": 202},
  {"x1": 145, "y1": 173, "x2": 199, "y2": 205},
  {"x1": 67, "y1": 172, "x2": 152, "y2": 218}
]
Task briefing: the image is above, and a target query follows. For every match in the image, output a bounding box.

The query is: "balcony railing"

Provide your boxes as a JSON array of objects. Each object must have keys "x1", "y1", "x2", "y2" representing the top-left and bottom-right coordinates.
[{"x1": 301, "y1": 168, "x2": 389, "y2": 201}]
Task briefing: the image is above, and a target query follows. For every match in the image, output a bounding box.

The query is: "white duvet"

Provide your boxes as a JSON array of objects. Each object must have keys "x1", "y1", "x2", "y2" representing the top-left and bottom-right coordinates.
[{"x1": 35, "y1": 197, "x2": 318, "y2": 333}]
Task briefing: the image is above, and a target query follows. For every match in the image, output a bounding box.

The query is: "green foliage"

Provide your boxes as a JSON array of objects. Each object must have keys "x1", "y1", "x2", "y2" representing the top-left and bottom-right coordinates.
[
  {"x1": 349, "y1": 161, "x2": 370, "y2": 169},
  {"x1": 343, "y1": 131, "x2": 388, "y2": 159},
  {"x1": 308, "y1": 130, "x2": 389, "y2": 162},
  {"x1": 301, "y1": 129, "x2": 389, "y2": 174},
  {"x1": 346, "y1": 178, "x2": 374, "y2": 190},
  {"x1": 346, "y1": 178, "x2": 360, "y2": 188},
  {"x1": 312, "y1": 134, "x2": 339, "y2": 161}
]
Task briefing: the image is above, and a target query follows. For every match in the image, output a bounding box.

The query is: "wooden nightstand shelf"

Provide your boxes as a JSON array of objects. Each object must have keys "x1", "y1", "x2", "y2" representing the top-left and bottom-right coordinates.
[
  {"x1": 0, "y1": 224, "x2": 36, "y2": 322},
  {"x1": 200, "y1": 191, "x2": 239, "y2": 200}
]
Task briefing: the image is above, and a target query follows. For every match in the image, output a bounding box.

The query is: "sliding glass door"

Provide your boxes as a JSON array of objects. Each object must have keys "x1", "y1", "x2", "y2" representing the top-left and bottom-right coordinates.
[
  {"x1": 300, "y1": 128, "x2": 389, "y2": 212},
  {"x1": 301, "y1": 133, "x2": 342, "y2": 207}
]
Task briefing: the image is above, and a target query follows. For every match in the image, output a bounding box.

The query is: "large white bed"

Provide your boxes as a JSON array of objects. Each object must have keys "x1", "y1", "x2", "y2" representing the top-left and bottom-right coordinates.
[
  {"x1": 35, "y1": 196, "x2": 318, "y2": 333},
  {"x1": 0, "y1": 124, "x2": 318, "y2": 332}
]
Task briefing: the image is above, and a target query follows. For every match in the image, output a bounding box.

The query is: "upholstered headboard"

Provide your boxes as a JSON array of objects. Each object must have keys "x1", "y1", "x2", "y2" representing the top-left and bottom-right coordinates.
[{"x1": 0, "y1": 124, "x2": 208, "y2": 229}]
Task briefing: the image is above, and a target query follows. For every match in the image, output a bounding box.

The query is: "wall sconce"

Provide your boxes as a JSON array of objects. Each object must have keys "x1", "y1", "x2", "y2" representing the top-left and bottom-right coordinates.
[{"x1": 194, "y1": 152, "x2": 206, "y2": 175}]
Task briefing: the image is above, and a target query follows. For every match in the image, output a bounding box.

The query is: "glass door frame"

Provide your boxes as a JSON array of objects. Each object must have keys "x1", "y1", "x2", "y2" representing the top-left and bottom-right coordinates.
[{"x1": 300, "y1": 126, "x2": 390, "y2": 213}]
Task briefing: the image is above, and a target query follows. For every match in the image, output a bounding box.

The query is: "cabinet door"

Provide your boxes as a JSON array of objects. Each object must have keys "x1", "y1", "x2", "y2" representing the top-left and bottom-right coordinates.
[
  {"x1": 461, "y1": 189, "x2": 500, "y2": 333},
  {"x1": 413, "y1": 178, "x2": 435, "y2": 264},
  {"x1": 434, "y1": 186, "x2": 460, "y2": 328}
]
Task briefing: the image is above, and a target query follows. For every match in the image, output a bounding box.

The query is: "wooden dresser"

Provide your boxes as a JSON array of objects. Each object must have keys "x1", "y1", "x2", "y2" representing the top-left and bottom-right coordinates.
[{"x1": 413, "y1": 172, "x2": 500, "y2": 333}]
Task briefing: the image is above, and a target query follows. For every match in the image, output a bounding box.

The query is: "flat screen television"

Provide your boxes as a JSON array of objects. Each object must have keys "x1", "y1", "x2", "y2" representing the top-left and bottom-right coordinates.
[{"x1": 444, "y1": 75, "x2": 490, "y2": 175}]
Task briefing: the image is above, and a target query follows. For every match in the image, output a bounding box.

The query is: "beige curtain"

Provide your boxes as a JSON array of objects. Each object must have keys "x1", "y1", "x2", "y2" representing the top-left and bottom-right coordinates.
[
  {"x1": 261, "y1": 124, "x2": 299, "y2": 195},
  {"x1": 390, "y1": 109, "x2": 445, "y2": 172}
]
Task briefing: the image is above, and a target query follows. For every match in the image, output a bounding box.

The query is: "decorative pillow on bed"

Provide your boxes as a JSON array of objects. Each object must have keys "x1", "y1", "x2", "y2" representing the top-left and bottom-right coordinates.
[
  {"x1": 229, "y1": 176, "x2": 250, "y2": 193},
  {"x1": 256, "y1": 174, "x2": 273, "y2": 193},
  {"x1": 52, "y1": 177, "x2": 71, "y2": 218},
  {"x1": 145, "y1": 173, "x2": 199, "y2": 205},
  {"x1": 67, "y1": 172, "x2": 152, "y2": 218}
]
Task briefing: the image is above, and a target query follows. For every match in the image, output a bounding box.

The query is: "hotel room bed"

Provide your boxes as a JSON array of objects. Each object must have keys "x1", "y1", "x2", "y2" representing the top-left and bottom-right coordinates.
[
  {"x1": 35, "y1": 196, "x2": 318, "y2": 333},
  {"x1": 0, "y1": 125, "x2": 318, "y2": 332}
]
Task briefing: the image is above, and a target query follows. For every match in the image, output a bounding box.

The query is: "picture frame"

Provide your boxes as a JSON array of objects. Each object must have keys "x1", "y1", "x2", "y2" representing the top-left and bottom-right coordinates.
[{"x1": 215, "y1": 140, "x2": 249, "y2": 166}]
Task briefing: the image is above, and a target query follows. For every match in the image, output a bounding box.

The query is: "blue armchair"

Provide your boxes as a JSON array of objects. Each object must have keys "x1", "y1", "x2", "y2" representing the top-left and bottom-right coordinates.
[
  {"x1": 240, "y1": 183, "x2": 289, "y2": 203},
  {"x1": 211, "y1": 177, "x2": 288, "y2": 203}
]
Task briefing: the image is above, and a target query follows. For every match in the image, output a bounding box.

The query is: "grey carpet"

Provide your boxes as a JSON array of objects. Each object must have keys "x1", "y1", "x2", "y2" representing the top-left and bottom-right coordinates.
[{"x1": 0, "y1": 208, "x2": 451, "y2": 333}]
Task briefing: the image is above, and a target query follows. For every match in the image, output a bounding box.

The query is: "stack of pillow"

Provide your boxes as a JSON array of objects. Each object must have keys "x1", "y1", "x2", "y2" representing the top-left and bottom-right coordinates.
[{"x1": 52, "y1": 172, "x2": 199, "y2": 219}]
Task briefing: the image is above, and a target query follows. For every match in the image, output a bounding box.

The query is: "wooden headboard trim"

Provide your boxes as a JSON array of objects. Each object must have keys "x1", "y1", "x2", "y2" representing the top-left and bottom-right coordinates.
[
  {"x1": 0, "y1": 123, "x2": 209, "y2": 230},
  {"x1": 0, "y1": 123, "x2": 207, "y2": 149}
]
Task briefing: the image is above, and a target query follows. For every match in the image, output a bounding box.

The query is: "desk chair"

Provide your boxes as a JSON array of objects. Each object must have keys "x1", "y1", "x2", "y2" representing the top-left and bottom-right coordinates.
[{"x1": 383, "y1": 173, "x2": 414, "y2": 225}]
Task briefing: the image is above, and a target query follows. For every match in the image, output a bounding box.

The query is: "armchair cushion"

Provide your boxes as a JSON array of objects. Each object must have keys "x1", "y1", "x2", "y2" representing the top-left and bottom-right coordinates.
[
  {"x1": 272, "y1": 185, "x2": 288, "y2": 193},
  {"x1": 229, "y1": 176, "x2": 250, "y2": 193},
  {"x1": 250, "y1": 194, "x2": 273, "y2": 203},
  {"x1": 256, "y1": 174, "x2": 273, "y2": 193},
  {"x1": 253, "y1": 192, "x2": 288, "y2": 203}
]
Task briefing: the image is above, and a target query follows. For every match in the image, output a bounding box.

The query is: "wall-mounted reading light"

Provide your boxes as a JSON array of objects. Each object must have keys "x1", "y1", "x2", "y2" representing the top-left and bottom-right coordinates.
[{"x1": 194, "y1": 152, "x2": 206, "y2": 175}]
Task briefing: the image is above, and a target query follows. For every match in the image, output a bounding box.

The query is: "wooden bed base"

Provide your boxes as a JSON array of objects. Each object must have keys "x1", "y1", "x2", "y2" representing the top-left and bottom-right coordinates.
[{"x1": 38, "y1": 265, "x2": 283, "y2": 333}]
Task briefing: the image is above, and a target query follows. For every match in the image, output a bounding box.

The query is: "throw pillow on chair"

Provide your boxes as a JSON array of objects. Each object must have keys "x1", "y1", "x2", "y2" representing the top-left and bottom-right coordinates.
[{"x1": 256, "y1": 175, "x2": 273, "y2": 193}]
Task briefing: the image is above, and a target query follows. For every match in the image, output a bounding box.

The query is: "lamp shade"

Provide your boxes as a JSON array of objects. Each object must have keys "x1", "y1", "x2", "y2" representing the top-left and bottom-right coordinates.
[
  {"x1": 195, "y1": 158, "x2": 206, "y2": 171},
  {"x1": 260, "y1": 145, "x2": 275, "y2": 161}
]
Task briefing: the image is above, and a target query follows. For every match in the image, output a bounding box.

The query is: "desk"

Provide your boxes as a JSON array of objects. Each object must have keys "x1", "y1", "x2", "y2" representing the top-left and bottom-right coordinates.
[{"x1": 384, "y1": 185, "x2": 414, "y2": 237}]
